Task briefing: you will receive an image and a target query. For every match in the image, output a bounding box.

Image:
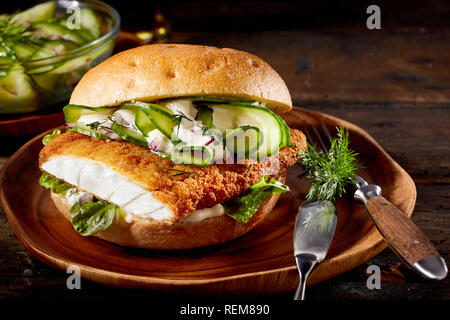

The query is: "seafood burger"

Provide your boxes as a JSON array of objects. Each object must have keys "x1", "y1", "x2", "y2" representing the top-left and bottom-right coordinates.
[{"x1": 38, "y1": 44, "x2": 306, "y2": 249}]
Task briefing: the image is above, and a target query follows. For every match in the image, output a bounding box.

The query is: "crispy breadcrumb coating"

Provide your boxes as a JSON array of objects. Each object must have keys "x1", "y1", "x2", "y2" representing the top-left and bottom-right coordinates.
[{"x1": 39, "y1": 129, "x2": 306, "y2": 221}]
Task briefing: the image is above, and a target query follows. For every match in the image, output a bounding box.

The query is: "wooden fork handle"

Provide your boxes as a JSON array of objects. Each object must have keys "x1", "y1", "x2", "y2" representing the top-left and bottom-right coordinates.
[{"x1": 365, "y1": 196, "x2": 447, "y2": 279}]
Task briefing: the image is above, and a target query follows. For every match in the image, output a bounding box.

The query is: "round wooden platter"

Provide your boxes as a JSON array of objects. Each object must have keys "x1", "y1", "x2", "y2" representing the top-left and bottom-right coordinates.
[{"x1": 0, "y1": 107, "x2": 416, "y2": 295}]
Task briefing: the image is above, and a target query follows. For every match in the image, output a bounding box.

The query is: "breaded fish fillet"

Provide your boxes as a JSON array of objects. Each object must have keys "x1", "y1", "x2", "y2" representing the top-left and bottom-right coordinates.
[{"x1": 39, "y1": 129, "x2": 306, "y2": 222}]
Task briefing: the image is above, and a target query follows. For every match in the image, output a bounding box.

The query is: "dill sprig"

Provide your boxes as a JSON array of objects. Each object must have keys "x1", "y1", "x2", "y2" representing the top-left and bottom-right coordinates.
[
  {"x1": 299, "y1": 127, "x2": 360, "y2": 202},
  {"x1": 173, "y1": 110, "x2": 210, "y2": 134},
  {"x1": 172, "y1": 110, "x2": 190, "y2": 124},
  {"x1": 166, "y1": 168, "x2": 196, "y2": 178},
  {"x1": 0, "y1": 14, "x2": 42, "y2": 45},
  {"x1": 86, "y1": 116, "x2": 115, "y2": 132}
]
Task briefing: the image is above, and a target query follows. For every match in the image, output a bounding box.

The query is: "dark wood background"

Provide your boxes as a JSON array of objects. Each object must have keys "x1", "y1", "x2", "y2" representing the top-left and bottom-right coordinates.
[{"x1": 0, "y1": 0, "x2": 449, "y2": 301}]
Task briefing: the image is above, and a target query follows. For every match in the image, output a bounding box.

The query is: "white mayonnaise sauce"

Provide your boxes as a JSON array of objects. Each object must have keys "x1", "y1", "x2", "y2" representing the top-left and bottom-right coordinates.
[
  {"x1": 76, "y1": 109, "x2": 115, "y2": 125},
  {"x1": 182, "y1": 204, "x2": 225, "y2": 223},
  {"x1": 145, "y1": 129, "x2": 173, "y2": 153}
]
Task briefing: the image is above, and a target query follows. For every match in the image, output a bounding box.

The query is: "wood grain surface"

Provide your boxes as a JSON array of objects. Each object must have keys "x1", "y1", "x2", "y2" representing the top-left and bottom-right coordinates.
[
  {"x1": 366, "y1": 196, "x2": 439, "y2": 264},
  {"x1": 0, "y1": 107, "x2": 416, "y2": 294},
  {"x1": 0, "y1": 105, "x2": 448, "y2": 300},
  {"x1": 0, "y1": 27, "x2": 448, "y2": 300},
  {"x1": 172, "y1": 30, "x2": 450, "y2": 106}
]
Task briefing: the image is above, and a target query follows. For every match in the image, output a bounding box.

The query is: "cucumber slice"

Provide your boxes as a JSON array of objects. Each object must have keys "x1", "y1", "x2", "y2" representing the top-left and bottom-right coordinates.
[
  {"x1": 220, "y1": 101, "x2": 291, "y2": 148},
  {"x1": 111, "y1": 122, "x2": 148, "y2": 147},
  {"x1": 0, "y1": 42, "x2": 16, "y2": 60},
  {"x1": 171, "y1": 145, "x2": 214, "y2": 167},
  {"x1": 28, "y1": 40, "x2": 78, "y2": 60},
  {"x1": 33, "y1": 22, "x2": 87, "y2": 45},
  {"x1": 268, "y1": 111, "x2": 291, "y2": 147},
  {"x1": 195, "y1": 105, "x2": 213, "y2": 129},
  {"x1": 145, "y1": 105, "x2": 179, "y2": 141},
  {"x1": 0, "y1": 53, "x2": 14, "y2": 65},
  {"x1": 25, "y1": 40, "x2": 78, "y2": 94},
  {"x1": 209, "y1": 103, "x2": 288, "y2": 159},
  {"x1": 122, "y1": 101, "x2": 178, "y2": 141},
  {"x1": 116, "y1": 103, "x2": 139, "y2": 117},
  {"x1": 63, "y1": 104, "x2": 115, "y2": 123},
  {"x1": 74, "y1": 28, "x2": 96, "y2": 43},
  {"x1": 122, "y1": 100, "x2": 168, "y2": 111},
  {"x1": 0, "y1": 64, "x2": 38, "y2": 112},
  {"x1": 30, "y1": 38, "x2": 113, "y2": 94},
  {"x1": 135, "y1": 108, "x2": 156, "y2": 136},
  {"x1": 26, "y1": 40, "x2": 78, "y2": 74},
  {"x1": 67, "y1": 126, "x2": 109, "y2": 139},
  {"x1": 195, "y1": 99, "x2": 291, "y2": 149},
  {"x1": 58, "y1": 18, "x2": 96, "y2": 42},
  {"x1": 0, "y1": 44, "x2": 16, "y2": 77},
  {"x1": 190, "y1": 96, "x2": 255, "y2": 105},
  {"x1": 8, "y1": 41, "x2": 39, "y2": 61},
  {"x1": 12, "y1": 1, "x2": 57, "y2": 25},
  {"x1": 224, "y1": 125, "x2": 263, "y2": 159},
  {"x1": 79, "y1": 8, "x2": 101, "y2": 39},
  {"x1": 29, "y1": 70, "x2": 63, "y2": 93}
]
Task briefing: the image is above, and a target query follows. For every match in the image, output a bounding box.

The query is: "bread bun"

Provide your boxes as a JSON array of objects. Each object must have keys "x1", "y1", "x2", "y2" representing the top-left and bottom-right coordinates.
[
  {"x1": 51, "y1": 191, "x2": 281, "y2": 250},
  {"x1": 70, "y1": 44, "x2": 292, "y2": 113}
]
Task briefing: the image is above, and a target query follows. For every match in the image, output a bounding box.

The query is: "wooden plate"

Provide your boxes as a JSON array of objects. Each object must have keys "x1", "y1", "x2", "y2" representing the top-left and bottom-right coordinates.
[{"x1": 0, "y1": 107, "x2": 416, "y2": 294}]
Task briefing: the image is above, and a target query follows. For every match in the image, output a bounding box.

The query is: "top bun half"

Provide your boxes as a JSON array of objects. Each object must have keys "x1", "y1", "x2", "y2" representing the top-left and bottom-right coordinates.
[{"x1": 70, "y1": 44, "x2": 292, "y2": 113}]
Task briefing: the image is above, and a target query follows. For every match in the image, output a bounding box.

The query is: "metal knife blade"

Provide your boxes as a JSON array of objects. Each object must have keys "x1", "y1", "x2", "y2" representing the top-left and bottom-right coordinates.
[{"x1": 293, "y1": 200, "x2": 338, "y2": 300}]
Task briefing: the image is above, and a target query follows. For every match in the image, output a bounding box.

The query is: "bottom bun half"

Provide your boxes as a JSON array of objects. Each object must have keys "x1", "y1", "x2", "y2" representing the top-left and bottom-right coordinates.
[{"x1": 50, "y1": 172, "x2": 285, "y2": 250}]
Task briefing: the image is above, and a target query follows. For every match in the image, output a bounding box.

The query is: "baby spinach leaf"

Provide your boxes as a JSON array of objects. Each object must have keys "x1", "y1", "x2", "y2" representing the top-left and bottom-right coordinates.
[
  {"x1": 39, "y1": 172, "x2": 71, "y2": 195},
  {"x1": 70, "y1": 200, "x2": 119, "y2": 236},
  {"x1": 224, "y1": 175, "x2": 289, "y2": 223}
]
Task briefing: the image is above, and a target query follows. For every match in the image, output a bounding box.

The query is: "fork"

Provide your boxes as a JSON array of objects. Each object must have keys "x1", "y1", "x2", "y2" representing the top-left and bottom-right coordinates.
[{"x1": 304, "y1": 124, "x2": 447, "y2": 280}]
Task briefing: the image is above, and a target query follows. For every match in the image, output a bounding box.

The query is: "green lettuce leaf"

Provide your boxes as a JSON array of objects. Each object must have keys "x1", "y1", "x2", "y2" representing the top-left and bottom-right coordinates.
[
  {"x1": 70, "y1": 200, "x2": 119, "y2": 236},
  {"x1": 224, "y1": 175, "x2": 290, "y2": 223},
  {"x1": 42, "y1": 129, "x2": 61, "y2": 145},
  {"x1": 39, "y1": 172, "x2": 71, "y2": 195}
]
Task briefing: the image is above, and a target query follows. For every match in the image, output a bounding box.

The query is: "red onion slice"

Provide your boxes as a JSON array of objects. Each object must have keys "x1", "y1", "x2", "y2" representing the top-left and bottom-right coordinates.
[
  {"x1": 96, "y1": 121, "x2": 121, "y2": 140},
  {"x1": 205, "y1": 137, "x2": 215, "y2": 146},
  {"x1": 78, "y1": 192, "x2": 93, "y2": 205},
  {"x1": 113, "y1": 113, "x2": 130, "y2": 127},
  {"x1": 149, "y1": 140, "x2": 158, "y2": 151},
  {"x1": 99, "y1": 129, "x2": 120, "y2": 140}
]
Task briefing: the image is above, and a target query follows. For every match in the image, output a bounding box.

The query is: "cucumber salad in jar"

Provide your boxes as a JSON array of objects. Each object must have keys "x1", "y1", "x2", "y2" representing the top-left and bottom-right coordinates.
[{"x1": 0, "y1": 1, "x2": 117, "y2": 113}]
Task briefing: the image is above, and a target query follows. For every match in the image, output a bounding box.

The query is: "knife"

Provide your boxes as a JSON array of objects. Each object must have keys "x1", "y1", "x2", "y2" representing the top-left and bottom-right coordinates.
[
  {"x1": 354, "y1": 175, "x2": 448, "y2": 280},
  {"x1": 293, "y1": 200, "x2": 338, "y2": 300}
]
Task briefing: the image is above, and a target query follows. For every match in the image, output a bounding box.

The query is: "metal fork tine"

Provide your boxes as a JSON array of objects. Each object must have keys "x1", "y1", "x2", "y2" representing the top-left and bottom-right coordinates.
[
  {"x1": 312, "y1": 125, "x2": 328, "y2": 154},
  {"x1": 304, "y1": 127, "x2": 315, "y2": 147},
  {"x1": 321, "y1": 123, "x2": 333, "y2": 142}
]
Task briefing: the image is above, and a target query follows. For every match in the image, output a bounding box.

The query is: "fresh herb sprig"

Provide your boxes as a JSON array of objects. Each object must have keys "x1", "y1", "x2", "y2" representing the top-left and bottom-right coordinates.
[
  {"x1": 300, "y1": 127, "x2": 360, "y2": 202},
  {"x1": 166, "y1": 168, "x2": 196, "y2": 178},
  {"x1": 86, "y1": 116, "x2": 115, "y2": 133},
  {"x1": 173, "y1": 110, "x2": 210, "y2": 135},
  {"x1": 173, "y1": 110, "x2": 190, "y2": 124},
  {"x1": 0, "y1": 14, "x2": 42, "y2": 46}
]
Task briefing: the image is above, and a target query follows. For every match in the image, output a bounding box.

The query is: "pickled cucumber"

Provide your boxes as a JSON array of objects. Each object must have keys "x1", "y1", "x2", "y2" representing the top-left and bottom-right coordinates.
[
  {"x1": 0, "y1": 1, "x2": 105, "y2": 113},
  {"x1": 0, "y1": 65, "x2": 38, "y2": 112},
  {"x1": 11, "y1": 1, "x2": 57, "y2": 25}
]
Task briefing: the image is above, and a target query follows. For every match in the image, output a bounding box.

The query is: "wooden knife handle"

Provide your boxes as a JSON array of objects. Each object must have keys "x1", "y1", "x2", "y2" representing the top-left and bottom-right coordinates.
[{"x1": 365, "y1": 196, "x2": 439, "y2": 265}]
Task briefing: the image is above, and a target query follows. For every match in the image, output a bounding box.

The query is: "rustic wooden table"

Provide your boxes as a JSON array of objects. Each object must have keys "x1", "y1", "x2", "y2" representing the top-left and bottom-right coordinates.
[{"x1": 0, "y1": 29, "x2": 449, "y2": 300}]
